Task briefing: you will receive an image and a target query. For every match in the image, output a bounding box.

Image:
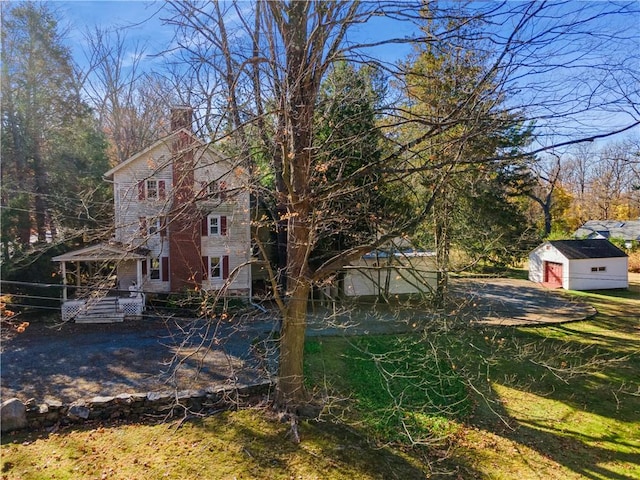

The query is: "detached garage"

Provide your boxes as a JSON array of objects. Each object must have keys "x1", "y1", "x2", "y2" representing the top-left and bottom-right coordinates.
[
  {"x1": 343, "y1": 250, "x2": 437, "y2": 297},
  {"x1": 529, "y1": 239, "x2": 628, "y2": 290}
]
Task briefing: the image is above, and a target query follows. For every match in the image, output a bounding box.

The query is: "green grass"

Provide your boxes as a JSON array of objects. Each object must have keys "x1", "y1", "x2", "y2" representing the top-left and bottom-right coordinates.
[
  {"x1": 304, "y1": 284, "x2": 640, "y2": 479},
  {"x1": 2, "y1": 282, "x2": 639, "y2": 479},
  {"x1": 305, "y1": 335, "x2": 469, "y2": 444}
]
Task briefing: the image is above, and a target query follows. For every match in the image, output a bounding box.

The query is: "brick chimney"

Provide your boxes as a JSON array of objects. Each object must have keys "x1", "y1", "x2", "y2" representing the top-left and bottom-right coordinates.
[
  {"x1": 168, "y1": 106, "x2": 202, "y2": 292},
  {"x1": 170, "y1": 106, "x2": 193, "y2": 132}
]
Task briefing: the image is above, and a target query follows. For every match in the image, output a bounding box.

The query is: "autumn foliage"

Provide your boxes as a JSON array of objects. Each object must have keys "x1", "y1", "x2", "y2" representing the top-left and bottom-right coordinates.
[{"x1": 0, "y1": 295, "x2": 28, "y2": 334}]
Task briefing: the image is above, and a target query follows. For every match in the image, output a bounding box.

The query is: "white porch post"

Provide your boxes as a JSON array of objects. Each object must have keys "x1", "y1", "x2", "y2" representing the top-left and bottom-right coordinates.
[
  {"x1": 136, "y1": 259, "x2": 143, "y2": 290},
  {"x1": 61, "y1": 261, "x2": 67, "y2": 301}
]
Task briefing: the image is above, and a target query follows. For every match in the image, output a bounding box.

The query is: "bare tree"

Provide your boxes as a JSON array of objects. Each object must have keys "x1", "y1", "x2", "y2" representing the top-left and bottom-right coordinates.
[
  {"x1": 161, "y1": 0, "x2": 640, "y2": 411},
  {"x1": 525, "y1": 153, "x2": 564, "y2": 236},
  {"x1": 81, "y1": 27, "x2": 173, "y2": 164}
]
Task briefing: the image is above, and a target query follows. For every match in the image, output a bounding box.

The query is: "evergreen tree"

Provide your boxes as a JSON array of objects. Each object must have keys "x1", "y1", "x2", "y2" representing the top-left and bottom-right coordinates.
[
  {"x1": 401, "y1": 11, "x2": 535, "y2": 299},
  {"x1": 1, "y1": 3, "x2": 110, "y2": 279}
]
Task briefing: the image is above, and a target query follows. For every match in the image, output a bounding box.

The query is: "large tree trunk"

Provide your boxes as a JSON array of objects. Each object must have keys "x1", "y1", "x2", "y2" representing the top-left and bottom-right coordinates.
[
  {"x1": 272, "y1": 1, "x2": 317, "y2": 408},
  {"x1": 276, "y1": 278, "x2": 310, "y2": 408}
]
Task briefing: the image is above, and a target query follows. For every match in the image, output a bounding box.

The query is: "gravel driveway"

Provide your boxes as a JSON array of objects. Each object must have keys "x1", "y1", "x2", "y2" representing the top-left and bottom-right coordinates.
[
  {"x1": 1, "y1": 278, "x2": 595, "y2": 404},
  {"x1": 1, "y1": 315, "x2": 275, "y2": 404}
]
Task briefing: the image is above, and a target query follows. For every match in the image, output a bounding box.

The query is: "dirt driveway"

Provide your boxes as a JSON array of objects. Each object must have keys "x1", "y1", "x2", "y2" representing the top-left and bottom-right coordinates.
[{"x1": 1, "y1": 278, "x2": 597, "y2": 404}]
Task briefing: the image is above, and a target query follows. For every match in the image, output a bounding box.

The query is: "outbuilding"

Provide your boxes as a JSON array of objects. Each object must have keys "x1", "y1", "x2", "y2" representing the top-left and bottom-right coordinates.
[
  {"x1": 343, "y1": 250, "x2": 437, "y2": 297},
  {"x1": 528, "y1": 239, "x2": 628, "y2": 290}
]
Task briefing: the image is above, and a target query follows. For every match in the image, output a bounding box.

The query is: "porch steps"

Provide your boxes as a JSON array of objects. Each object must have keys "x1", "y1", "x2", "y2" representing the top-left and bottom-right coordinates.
[{"x1": 75, "y1": 298, "x2": 124, "y2": 324}]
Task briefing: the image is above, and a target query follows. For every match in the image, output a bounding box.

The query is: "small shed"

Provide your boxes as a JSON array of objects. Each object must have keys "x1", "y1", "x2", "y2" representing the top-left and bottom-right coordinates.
[{"x1": 528, "y1": 239, "x2": 628, "y2": 290}]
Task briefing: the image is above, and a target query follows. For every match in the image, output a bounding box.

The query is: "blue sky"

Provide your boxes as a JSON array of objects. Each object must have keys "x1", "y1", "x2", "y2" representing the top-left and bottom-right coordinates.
[
  {"x1": 47, "y1": 1, "x2": 640, "y2": 146},
  {"x1": 56, "y1": 1, "x2": 173, "y2": 66},
  {"x1": 55, "y1": 0, "x2": 416, "y2": 70}
]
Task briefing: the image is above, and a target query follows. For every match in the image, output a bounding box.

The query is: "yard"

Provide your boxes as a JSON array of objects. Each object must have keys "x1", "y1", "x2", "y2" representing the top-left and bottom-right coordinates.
[{"x1": 2, "y1": 278, "x2": 638, "y2": 479}]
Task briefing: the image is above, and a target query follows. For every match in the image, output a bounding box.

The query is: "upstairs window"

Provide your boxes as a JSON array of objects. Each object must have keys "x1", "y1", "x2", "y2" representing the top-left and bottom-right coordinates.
[
  {"x1": 147, "y1": 180, "x2": 158, "y2": 199},
  {"x1": 139, "y1": 217, "x2": 167, "y2": 237},
  {"x1": 200, "y1": 180, "x2": 227, "y2": 201},
  {"x1": 209, "y1": 216, "x2": 220, "y2": 236},
  {"x1": 202, "y1": 215, "x2": 227, "y2": 237},
  {"x1": 138, "y1": 179, "x2": 166, "y2": 200}
]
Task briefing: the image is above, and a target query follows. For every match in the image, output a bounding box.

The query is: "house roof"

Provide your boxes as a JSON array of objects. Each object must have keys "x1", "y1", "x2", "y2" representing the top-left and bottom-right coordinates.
[
  {"x1": 103, "y1": 128, "x2": 203, "y2": 179},
  {"x1": 574, "y1": 220, "x2": 640, "y2": 242},
  {"x1": 53, "y1": 243, "x2": 148, "y2": 262},
  {"x1": 547, "y1": 239, "x2": 628, "y2": 260},
  {"x1": 103, "y1": 128, "x2": 248, "y2": 184}
]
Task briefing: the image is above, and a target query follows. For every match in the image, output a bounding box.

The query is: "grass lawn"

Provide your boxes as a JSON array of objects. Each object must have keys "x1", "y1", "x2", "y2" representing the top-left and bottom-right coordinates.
[{"x1": 2, "y1": 280, "x2": 639, "y2": 479}]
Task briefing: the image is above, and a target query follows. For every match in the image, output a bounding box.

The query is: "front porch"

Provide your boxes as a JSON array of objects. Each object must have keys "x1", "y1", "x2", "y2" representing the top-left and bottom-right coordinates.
[{"x1": 53, "y1": 243, "x2": 148, "y2": 323}]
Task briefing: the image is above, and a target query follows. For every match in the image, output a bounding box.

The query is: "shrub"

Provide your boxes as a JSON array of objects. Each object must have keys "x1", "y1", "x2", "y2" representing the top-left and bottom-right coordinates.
[{"x1": 628, "y1": 250, "x2": 640, "y2": 273}]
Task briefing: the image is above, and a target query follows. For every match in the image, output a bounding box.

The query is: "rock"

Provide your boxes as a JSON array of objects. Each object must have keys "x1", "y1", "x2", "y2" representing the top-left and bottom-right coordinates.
[
  {"x1": 89, "y1": 396, "x2": 115, "y2": 406},
  {"x1": 67, "y1": 404, "x2": 90, "y2": 420},
  {"x1": 45, "y1": 399, "x2": 63, "y2": 410},
  {"x1": 1, "y1": 398, "x2": 27, "y2": 432},
  {"x1": 147, "y1": 391, "x2": 173, "y2": 403}
]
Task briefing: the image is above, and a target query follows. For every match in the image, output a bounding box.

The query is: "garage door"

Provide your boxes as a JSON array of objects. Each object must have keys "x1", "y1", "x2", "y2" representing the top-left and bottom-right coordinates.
[{"x1": 544, "y1": 262, "x2": 563, "y2": 288}]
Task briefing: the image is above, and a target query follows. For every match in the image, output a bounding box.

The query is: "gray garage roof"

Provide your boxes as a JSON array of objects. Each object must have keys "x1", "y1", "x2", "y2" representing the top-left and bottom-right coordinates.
[{"x1": 549, "y1": 239, "x2": 628, "y2": 259}]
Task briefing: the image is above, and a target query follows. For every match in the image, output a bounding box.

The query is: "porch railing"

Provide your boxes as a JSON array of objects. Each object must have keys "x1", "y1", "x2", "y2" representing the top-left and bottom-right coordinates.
[{"x1": 61, "y1": 295, "x2": 145, "y2": 322}]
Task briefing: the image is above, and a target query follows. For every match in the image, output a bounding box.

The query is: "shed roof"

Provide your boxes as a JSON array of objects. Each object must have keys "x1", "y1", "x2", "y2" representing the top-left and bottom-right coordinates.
[{"x1": 548, "y1": 239, "x2": 627, "y2": 260}]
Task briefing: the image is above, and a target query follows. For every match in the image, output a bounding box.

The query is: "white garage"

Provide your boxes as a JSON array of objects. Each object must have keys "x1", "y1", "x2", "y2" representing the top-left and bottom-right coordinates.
[
  {"x1": 528, "y1": 239, "x2": 628, "y2": 290},
  {"x1": 343, "y1": 250, "x2": 437, "y2": 297}
]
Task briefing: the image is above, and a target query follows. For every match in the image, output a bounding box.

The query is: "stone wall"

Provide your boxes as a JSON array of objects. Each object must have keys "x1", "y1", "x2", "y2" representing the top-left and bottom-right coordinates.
[{"x1": 1, "y1": 381, "x2": 272, "y2": 433}]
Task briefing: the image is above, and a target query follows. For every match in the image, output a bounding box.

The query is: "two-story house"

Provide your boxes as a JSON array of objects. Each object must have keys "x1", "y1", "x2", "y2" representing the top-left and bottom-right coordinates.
[{"x1": 54, "y1": 107, "x2": 251, "y2": 322}]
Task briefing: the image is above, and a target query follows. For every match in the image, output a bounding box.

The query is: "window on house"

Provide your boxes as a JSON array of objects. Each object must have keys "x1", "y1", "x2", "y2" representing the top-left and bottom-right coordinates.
[
  {"x1": 209, "y1": 215, "x2": 220, "y2": 236},
  {"x1": 205, "y1": 180, "x2": 227, "y2": 200},
  {"x1": 148, "y1": 218, "x2": 161, "y2": 235},
  {"x1": 140, "y1": 217, "x2": 165, "y2": 237},
  {"x1": 146, "y1": 180, "x2": 158, "y2": 199},
  {"x1": 210, "y1": 256, "x2": 222, "y2": 279},
  {"x1": 150, "y1": 258, "x2": 161, "y2": 280},
  {"x1": 202, "y1": 255, "x2": 229, "y2": 281},
  {"x1": 598, "y1": 266, "x2": 606, "y2": 272},
  {"x1": 138, "y1": 179, "x2": 166, "y2": 200},
  {"x1": 203, "y1": 214, "x2": 227, "y2": 236}
]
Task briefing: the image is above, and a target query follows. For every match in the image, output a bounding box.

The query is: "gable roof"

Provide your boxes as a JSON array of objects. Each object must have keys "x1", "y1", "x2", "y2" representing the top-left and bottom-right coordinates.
[
  {"x1": 103, "y1": 128, "x2": 207, "y2": 179},
  {"x1": 574, "y1": 220, "x2": 640, "y2": 242},
  {"x1": 548, "y1": 239, "x2": 627, "y2": 260}
]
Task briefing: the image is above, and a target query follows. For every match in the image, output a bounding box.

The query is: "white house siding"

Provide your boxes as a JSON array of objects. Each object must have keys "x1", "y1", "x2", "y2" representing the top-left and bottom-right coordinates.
[
  {"x1": 566, "y1": 258, "x2": 629, "y2": 290},
  {"x1": 111, "y1": 142, "x2": 174, "y2": 294},
  {"x1": 196, "y1": 155, "x2": 251, "y2": 295},
  {"x1": 112, "y1": 142, "x2": 173, "y2": 248},
  {"x1": 109, "y1": 133, "x2": 251, "y2": 296}
]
